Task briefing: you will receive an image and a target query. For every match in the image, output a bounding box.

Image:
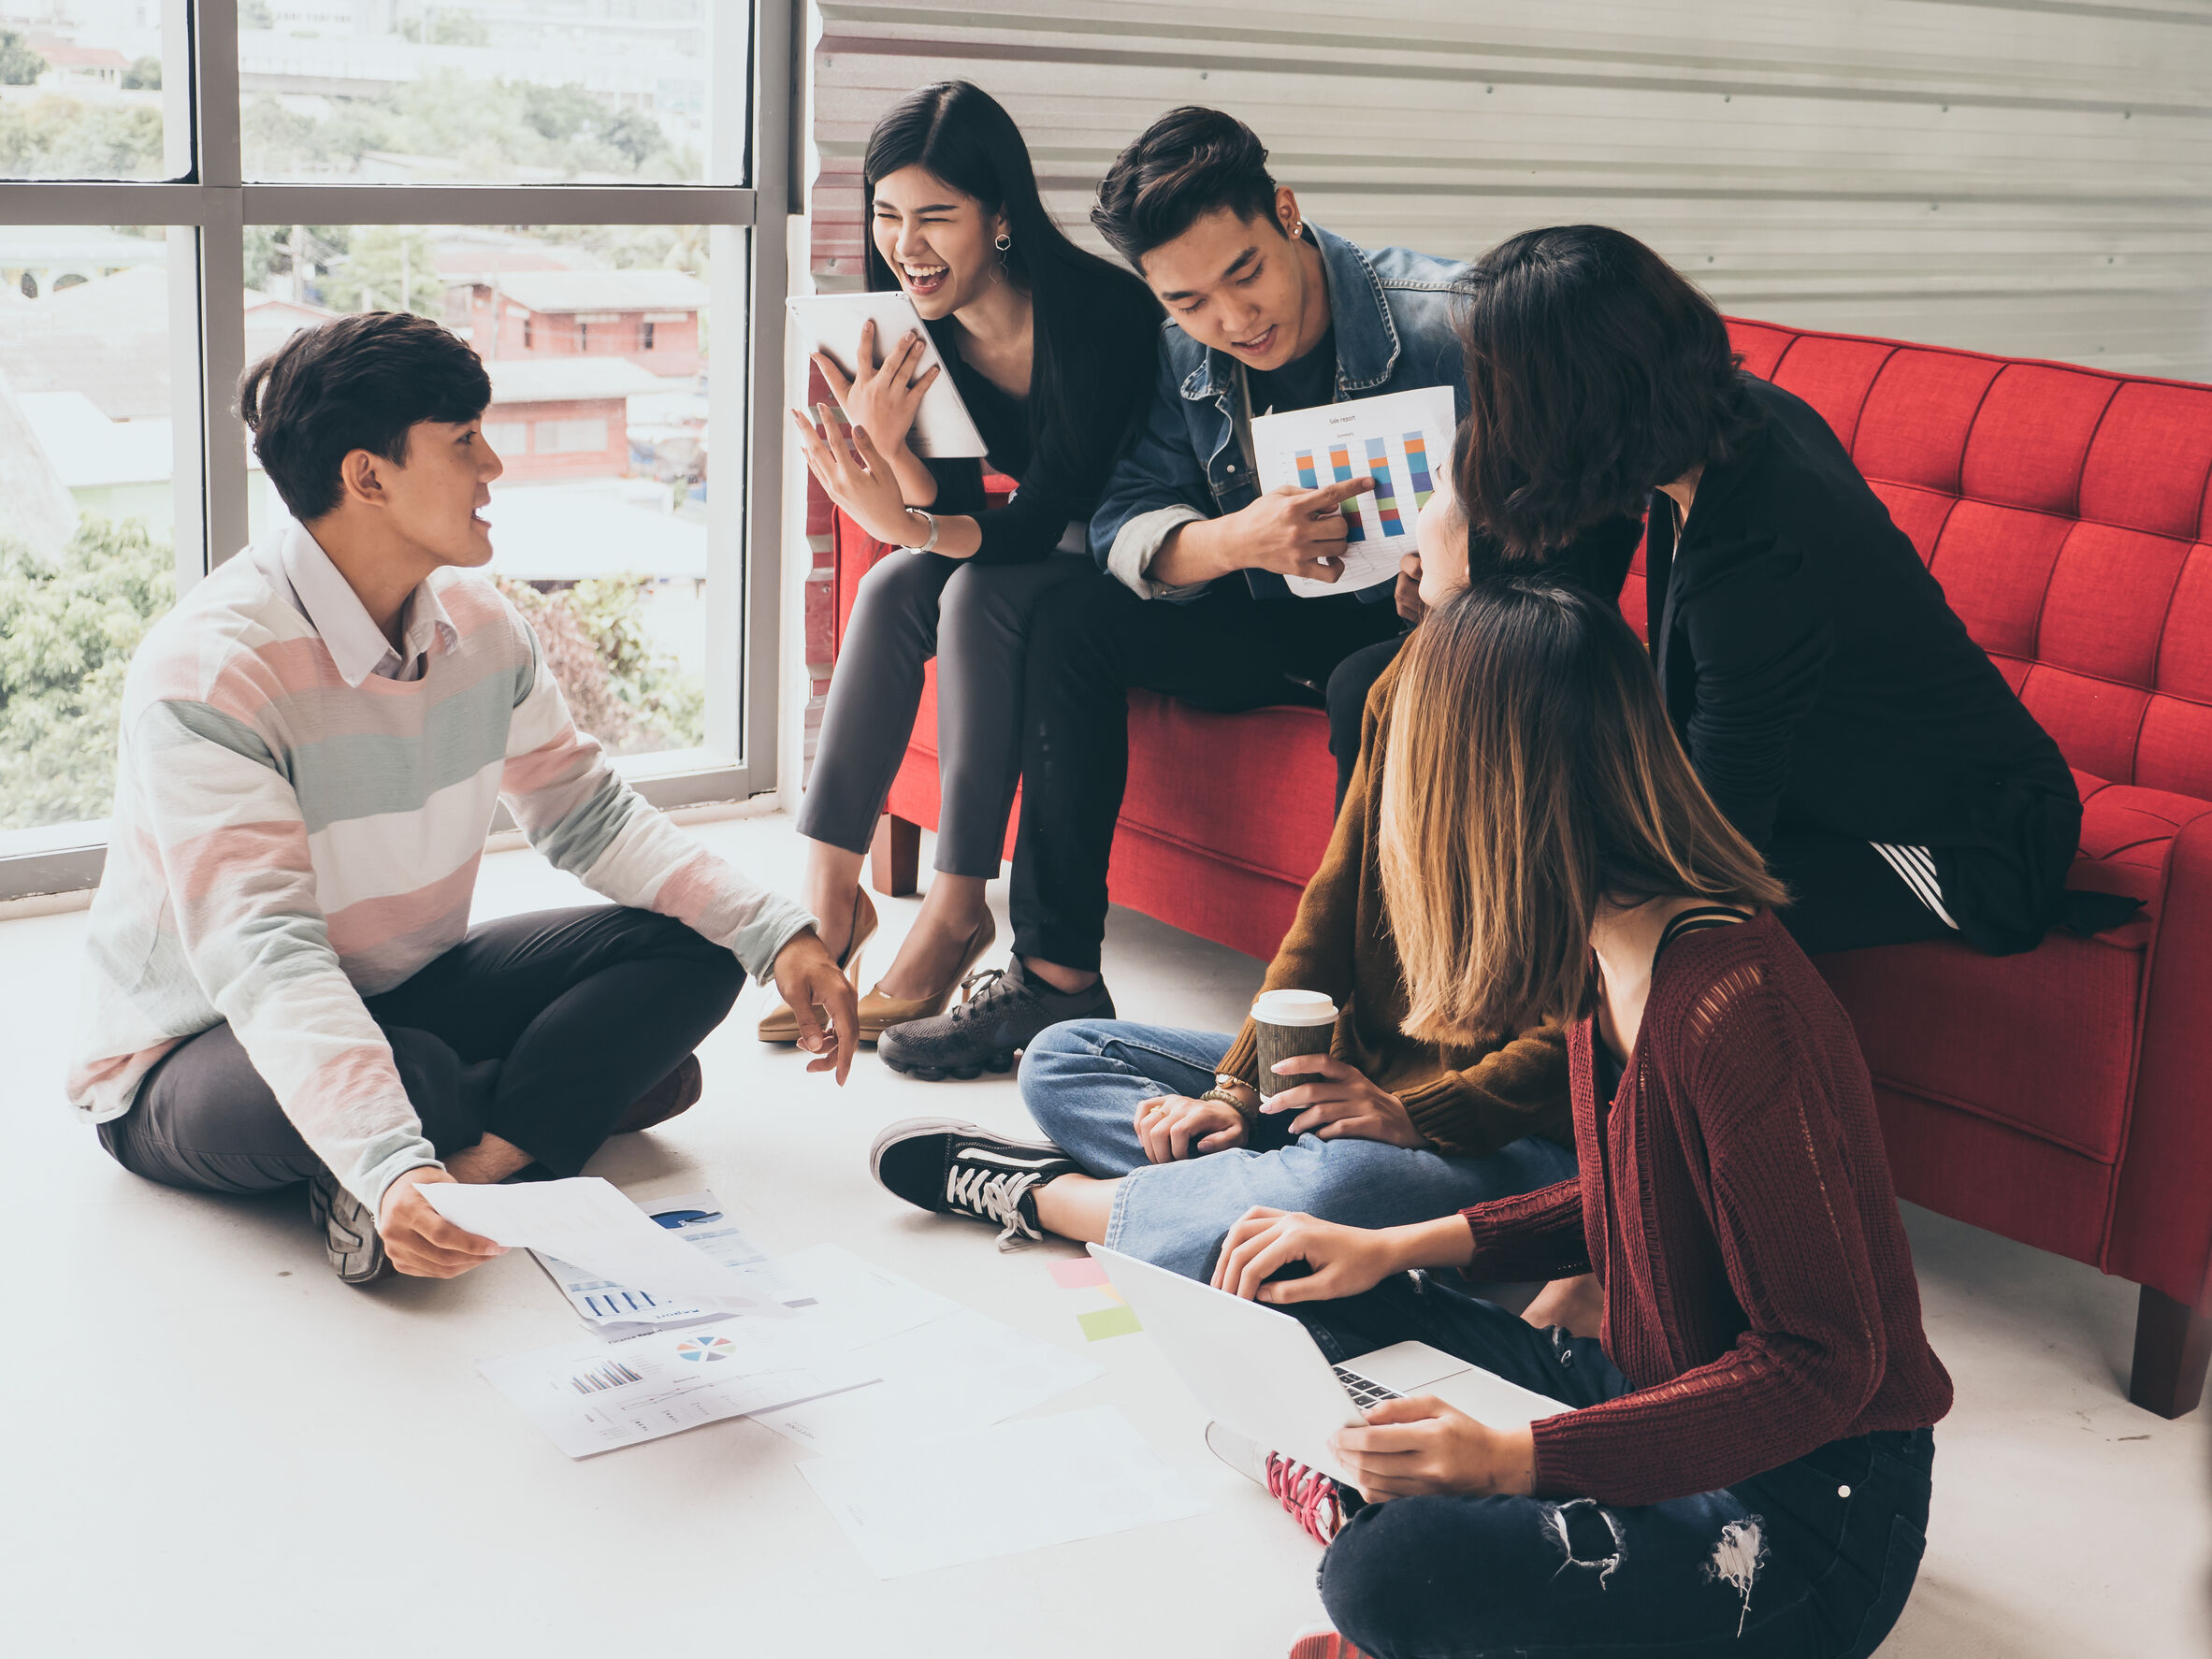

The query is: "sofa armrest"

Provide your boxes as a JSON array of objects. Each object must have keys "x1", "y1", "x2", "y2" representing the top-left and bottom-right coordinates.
[{"x1": 2107, "y1": 801, "x2": 2212, "y2": 1310}]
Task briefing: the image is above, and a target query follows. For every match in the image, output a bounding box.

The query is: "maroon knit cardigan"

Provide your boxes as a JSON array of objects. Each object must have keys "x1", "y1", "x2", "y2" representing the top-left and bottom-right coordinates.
[{"x1": 1459, "y1": 908, "x2": 1953, "y2": 1508}]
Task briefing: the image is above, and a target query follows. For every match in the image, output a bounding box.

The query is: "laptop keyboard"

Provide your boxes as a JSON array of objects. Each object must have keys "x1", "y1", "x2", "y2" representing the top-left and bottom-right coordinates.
[{"x1": 1333, "y1": 1365, "x2": 1403, "y2": 1409}]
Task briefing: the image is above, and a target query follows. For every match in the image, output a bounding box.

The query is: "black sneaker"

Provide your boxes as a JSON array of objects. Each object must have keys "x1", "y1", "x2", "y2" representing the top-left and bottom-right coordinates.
[
  {"x1": 870, "y1": 1117, "x2": 1079, "y2": 1250},
  {"x1": 876, "y1": 959, "x2": 1114, "y2": 1081},
  {"x1": 308, "y1": 1165, "x2": 393, "y2": 1285}
]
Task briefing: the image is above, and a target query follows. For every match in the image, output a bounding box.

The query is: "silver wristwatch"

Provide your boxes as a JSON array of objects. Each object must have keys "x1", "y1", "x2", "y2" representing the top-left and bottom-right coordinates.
[{"x1": 903, "y1": 508, "x2": 941, "y2": 554}]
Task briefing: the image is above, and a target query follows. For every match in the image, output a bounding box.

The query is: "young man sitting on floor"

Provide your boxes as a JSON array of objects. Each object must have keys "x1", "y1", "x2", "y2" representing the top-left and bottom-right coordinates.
[{"x1": 67, "y1": 312, "x2": 858, "y2": 1285}]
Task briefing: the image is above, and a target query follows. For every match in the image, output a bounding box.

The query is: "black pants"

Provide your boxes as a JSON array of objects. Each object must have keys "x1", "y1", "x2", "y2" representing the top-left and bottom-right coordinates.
[
  {"x1": 1292, "y1": 1273, "x2": 1935, "y2": 1659},
  {"x1": 1765, "y1": 829, "x2": 1958, "y2": 957},
  {"x1": 1010, "y1": 576, "x2": 1405, "y2": 970},
  {"x1": 97, "y1": 906, "x2": 744, "y2": 1193},
  {"x1": 1324, "y1": 632, "x2": 1408, "y2": 810}
]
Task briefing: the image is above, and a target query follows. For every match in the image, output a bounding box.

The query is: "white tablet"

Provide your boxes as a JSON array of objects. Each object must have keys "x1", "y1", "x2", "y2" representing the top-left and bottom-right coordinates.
[{"x1": 787, "y1": 291, "x2": 990, "y2": 460}]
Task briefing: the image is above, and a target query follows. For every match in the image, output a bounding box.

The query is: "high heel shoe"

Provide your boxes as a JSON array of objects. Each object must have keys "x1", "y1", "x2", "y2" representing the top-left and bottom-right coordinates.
[
  {"x1": 856, "y1": 910, "x2": 998, "y2": 1043},
  {"x1": 756, "y1": 887, "x2": 879, "y2": 1044}
]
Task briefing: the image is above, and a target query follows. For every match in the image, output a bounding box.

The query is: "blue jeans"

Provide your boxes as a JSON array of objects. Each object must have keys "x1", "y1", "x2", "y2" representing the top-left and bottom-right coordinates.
[
  {"x1": 1295, "y1": 1274, "x2": 1934, "y2": 1659},
  {"x1": 1019, "y1": 1020, "x2": 1578, "y2": 1280}
]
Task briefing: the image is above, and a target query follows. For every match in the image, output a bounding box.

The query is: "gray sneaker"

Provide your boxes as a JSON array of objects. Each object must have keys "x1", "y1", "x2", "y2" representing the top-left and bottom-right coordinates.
[
  {"x1": 876, "y1": 959, "x2": 1113, "y2": 1081},
  {"x1": 308, "y1": 1165, "x2": 393, "y2": 1285}
]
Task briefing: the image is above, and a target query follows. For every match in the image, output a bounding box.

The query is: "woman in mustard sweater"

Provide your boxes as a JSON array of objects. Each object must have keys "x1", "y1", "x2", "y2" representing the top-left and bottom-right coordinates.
[{"x1": 866, "y1": 472, "x2": 1632, "y2": 1277}]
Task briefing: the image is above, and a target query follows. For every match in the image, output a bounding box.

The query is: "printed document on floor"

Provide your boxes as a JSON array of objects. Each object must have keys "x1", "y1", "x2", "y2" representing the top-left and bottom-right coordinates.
[
  {"x1": 1251, "y1": 383, "x2": 1456, "y2": 598},
  {"x1": 477, "y1": 1319, "x2": 878, "y2": 1458},
  {"x1": 800, "y1": 1406, "x2": 1207, "y2": 1577},
  {"x1": 752, "y1": 1306, "x2": 1105, "y2": 1456},
  {"x1": 424, "y1": 1176, "x2": 788, "y2": 1316},
  {"x1": 528, "y1": 1189, "x2": 816, "y2": 1339}
]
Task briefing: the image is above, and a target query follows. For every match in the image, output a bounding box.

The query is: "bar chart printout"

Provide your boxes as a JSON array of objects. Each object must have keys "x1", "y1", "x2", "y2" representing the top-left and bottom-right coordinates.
[
  {"x1": 1365, "y1": 436, "x2": 1402, "y2": 534},
  {"x1": 1251, "y1": 383, "x2": 1457, "y2": 597},
  {"x1": 1403, "y1": 430, "x2": 1436, "y2": 507}
]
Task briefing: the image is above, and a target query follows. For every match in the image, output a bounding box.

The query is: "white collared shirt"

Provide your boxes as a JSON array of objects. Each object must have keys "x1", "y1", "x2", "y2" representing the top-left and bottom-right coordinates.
[{"x1": 276, "y1": 519, "x2": 459, "y2": 686}]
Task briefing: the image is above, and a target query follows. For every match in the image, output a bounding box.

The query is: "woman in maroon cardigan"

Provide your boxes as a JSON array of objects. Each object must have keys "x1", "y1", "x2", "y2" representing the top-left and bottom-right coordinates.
[{"x1": 1211, "y1": 576, "x2": 1952, "y2": 1659}]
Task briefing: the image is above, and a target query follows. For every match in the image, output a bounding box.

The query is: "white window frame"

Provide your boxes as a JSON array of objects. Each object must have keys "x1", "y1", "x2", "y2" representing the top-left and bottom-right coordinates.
[{"x1": 0, "y1": 0, "x2": 801, "y2": 901}]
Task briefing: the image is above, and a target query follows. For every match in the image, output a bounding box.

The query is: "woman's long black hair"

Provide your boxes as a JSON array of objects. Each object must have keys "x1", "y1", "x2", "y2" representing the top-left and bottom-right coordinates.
[{"x1": 862, "y1": 81, "x2": 1155, "y2": 485}]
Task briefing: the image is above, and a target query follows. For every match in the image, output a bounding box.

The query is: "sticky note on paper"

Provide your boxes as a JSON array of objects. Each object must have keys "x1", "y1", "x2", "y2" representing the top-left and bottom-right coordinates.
[
  {"x1": 1078, "y1": 1306, "x2": 1143, "y2": 1342},
  {"x1": 1048, "y1": 1259, "x2": 1109, "y2": 1290}
]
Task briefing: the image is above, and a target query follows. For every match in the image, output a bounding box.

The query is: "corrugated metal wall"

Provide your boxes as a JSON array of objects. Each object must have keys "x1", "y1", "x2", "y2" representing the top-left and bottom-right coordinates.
[{"x1": 807, "y1": 0, "x2": 2212, "y2": 380}]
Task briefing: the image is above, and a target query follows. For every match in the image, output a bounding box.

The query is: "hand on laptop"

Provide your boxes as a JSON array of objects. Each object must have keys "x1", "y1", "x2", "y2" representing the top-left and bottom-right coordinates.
[
  {"x1": 1210, "y1": 1207, "x2": 1405, "y2": 1303},
  {"x1": 1261, "y1": 1055, "x2": 1429, "y2": 1147},
  {"x1": 1135, "y1": 1094, "x2": 1248, "y2": 1161},
  {"x1": 1331, "y1": 1399, "x2": 1538, "y2": 1501}
]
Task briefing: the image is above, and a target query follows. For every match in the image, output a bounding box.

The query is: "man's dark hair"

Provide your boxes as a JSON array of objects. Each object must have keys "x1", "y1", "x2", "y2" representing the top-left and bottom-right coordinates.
[
  {"x1": 238, "y1": 311, "x2": 491, "y2": 521},
  {"x1": 1091, "y1": 106, "x2": 1279, "y2": 268},
  {"x1": 1453, "y1": 225, "x2": 1762, "y2": 556}
]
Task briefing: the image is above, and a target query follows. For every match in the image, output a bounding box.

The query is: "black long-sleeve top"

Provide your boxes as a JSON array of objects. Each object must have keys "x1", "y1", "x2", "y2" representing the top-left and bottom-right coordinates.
[
  {"x1": 917, "y1": 267, "x2": 1158, "y2": 567},
  {"x1": 1645, "y1": 374, "x2": 2077, "y2": 912}
]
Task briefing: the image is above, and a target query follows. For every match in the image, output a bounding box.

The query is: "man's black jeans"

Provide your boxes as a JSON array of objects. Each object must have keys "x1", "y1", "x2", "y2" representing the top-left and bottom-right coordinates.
[
  {"x1": 1009, "y1": 574, "x2": 1404, "y2": 971},
  {"x1": 1291, "y1": 1272, "x2": 1935, "y2": 1659},
  {"x1": 98, "y1": 906, "x2": 744, "y2": 1194}
]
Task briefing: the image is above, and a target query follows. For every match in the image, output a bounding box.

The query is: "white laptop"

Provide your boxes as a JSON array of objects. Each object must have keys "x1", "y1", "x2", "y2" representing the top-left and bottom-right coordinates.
[{"x1": 1088, "y1": 1243, "x2": 1569, "y2": 1489}]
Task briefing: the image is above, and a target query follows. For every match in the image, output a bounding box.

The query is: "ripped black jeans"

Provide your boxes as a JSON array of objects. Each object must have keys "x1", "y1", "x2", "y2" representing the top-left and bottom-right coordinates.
[{"x1": 1292, "y1": 1274, "x2": 1935, "y2": 1659}]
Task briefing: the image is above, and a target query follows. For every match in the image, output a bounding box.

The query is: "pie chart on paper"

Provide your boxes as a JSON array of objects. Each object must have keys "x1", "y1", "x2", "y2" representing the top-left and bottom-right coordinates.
[{"x1": 676, "y1": 1336, "x2": 733, "y2": 1363}]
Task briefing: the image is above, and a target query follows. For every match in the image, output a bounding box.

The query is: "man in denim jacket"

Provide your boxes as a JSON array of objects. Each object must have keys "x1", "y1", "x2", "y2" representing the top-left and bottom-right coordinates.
[{"x1": 875, "y1": 107, "x2": 1470, "y2": 1085}]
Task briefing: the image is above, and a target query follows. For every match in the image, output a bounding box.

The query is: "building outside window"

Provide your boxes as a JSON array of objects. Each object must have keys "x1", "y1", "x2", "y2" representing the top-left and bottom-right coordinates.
[{"x1": 0, "y1": 2, "x2": 795, "y2": 899}]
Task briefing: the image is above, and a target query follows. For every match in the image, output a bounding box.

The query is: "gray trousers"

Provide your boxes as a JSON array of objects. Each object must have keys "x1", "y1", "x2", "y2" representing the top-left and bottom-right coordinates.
[{"x1": 798, "y1": 549, "x2": 1092, "y2": 878}]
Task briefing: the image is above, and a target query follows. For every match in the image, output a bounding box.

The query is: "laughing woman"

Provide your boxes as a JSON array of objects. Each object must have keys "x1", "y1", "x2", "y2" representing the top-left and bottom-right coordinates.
[{"x1": 765, "y1": 81, "x2": 1157, "y2": 1043}]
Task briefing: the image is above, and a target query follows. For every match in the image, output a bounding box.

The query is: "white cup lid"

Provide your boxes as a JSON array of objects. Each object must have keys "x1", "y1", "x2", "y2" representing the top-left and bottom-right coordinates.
[{"x1": 1252, "y1": 988, "x2": 1338, "y2": 1026}]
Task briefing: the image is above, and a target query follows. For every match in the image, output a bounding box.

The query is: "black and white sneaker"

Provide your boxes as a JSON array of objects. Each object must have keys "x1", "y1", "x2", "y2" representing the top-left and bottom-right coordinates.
[
  {"x1": 308, "y1": 1165, "x2": 393, "y2": 1285},
  {"x1": 876, "y1": 959, "x2": 1114, "y2": 1081},
  {"x1": 870, "y1": 1118, "x2": 1079, "y2": 1250}
]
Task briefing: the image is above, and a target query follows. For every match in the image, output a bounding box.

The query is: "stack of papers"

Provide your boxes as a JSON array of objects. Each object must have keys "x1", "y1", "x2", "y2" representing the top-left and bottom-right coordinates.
[
  {"x1": 423, "y1": 1177, "x2": 787, "y2": 1317},
  {"x1": 463, "y1": 1195, "x2": 1208, "y2": 1577}
]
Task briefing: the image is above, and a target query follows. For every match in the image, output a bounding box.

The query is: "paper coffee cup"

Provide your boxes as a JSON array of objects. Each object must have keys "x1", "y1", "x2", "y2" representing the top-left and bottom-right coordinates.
[{"x1": 1252, "y1": 989, "x2": 1338, "y2": 1100}]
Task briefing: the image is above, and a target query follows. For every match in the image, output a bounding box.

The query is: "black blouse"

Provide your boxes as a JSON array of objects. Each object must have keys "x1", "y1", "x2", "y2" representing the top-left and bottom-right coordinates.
[{"x1": 915, "y1": 268, "x2": 1157, "y2": 567}]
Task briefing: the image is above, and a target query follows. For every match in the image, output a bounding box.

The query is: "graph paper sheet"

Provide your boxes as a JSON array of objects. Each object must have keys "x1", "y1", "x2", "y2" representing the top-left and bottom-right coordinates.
[
  {"x1": 1251, "y1": 383, "x2": 1456, "y2": 598},
  {"x1": 477, "y1": 1320, "x2": 877, "y2": 1459},
  {"x1": 425, "y1": 1176, "x2": 789, "y2": 1318},
  {"x1": 528, "y1": 1189, "x2": 816, "y2": 1341}
]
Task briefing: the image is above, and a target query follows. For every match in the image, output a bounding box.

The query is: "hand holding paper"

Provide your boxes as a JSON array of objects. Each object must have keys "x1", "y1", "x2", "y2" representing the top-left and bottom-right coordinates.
[{"x1": 422, "y1": 1177, "x2": 788, "y2": 1316}]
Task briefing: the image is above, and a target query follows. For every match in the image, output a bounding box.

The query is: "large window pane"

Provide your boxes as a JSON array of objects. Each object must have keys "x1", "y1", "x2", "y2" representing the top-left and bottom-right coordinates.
[
  {"x1": 0, "y1": 7, "x2": 170, "y2": 181},
  {"x1": 239, "y1": 3, "x2": 730, "y2": 185},
  {"x1": 0, "y1": 227, "x2": 177, "y2": 847},
  {"x1": 243, "y1": 221, "x2": 712, "y2": 759}
]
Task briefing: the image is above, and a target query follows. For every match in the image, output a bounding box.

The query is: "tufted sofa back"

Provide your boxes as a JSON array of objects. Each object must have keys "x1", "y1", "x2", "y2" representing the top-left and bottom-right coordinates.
[{"x1": 1624, "y1": 323, "x2": 2212, "y2": 804}]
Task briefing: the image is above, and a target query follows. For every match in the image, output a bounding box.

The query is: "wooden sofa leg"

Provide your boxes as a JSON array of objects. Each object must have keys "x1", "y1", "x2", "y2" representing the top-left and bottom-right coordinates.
[
  {"x1": 871, "y1": 814, "x2": 919, "y2": 898},
  {"x1": 2128, "y1": 1285, "x2": 2212, "y2": 1418}
]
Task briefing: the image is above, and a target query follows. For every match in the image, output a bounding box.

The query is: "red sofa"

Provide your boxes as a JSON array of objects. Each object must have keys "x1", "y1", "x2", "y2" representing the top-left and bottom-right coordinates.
[{"x1": 831, "y1": 320, "x2": 2212, "y2": 1417}]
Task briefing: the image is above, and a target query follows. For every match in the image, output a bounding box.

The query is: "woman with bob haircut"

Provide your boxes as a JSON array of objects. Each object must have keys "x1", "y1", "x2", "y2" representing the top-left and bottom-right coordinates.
[
  {"x1": 766, "y1": 81, "x2": 1158, "y2": 1042},
  {"x1": 1447, "y1": 224, "x2": 2105, "y2": 958},
  {"x1": 1209, "y1": 576, "x2": 1951, "y2": 1659}
]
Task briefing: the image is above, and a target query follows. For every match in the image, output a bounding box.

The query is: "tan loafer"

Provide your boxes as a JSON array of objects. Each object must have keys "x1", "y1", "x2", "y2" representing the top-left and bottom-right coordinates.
[
  {"x1": 859, "y1": 911, "x2": 998, "y2": 1043},
  {"x1": 757, "y1": 887, "x2": 879, "y2": 1044}
]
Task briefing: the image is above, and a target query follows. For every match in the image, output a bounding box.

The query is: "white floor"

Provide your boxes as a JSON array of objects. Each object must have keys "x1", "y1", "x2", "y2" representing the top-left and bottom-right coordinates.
[{"x1": 3, "y1": 811, "x2": 2205, "y2": 1657}]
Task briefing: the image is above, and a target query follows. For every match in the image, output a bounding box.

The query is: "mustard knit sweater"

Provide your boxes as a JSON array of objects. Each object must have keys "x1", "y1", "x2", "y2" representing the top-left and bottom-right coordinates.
[{"x1": 1216, "y1": 653, "x2": 1571, "y2": 1156}]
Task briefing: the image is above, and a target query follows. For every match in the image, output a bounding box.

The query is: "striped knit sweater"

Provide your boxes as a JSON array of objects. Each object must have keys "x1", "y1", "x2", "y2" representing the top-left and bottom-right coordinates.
[{"x1": 67, "y1": 528, "x2": 813, "y2": 1214}]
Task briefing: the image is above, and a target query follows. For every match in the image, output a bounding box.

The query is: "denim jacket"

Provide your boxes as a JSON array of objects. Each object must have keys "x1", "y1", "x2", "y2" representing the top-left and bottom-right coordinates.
[{"x1": 1088, "y1": 223, "x2": 1470, "y2": 602}]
